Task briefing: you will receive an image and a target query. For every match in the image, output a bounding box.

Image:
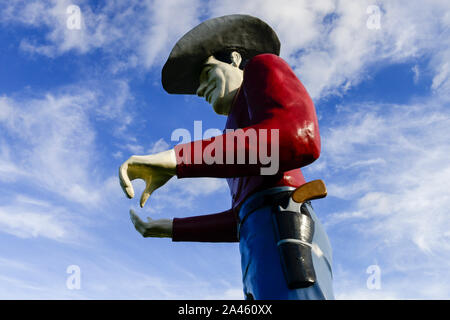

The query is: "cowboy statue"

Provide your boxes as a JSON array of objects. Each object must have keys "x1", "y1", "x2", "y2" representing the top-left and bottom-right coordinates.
[{"x1": 119, "y1": 14, "x2": 334, "y2": 300}]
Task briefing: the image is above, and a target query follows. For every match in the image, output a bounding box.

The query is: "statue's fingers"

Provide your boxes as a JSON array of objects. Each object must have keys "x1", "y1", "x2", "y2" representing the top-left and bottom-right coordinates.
[
  {"x1": 130, "y1": 209, "x2": 145, "y2": 226},
  {"x1": 129, "y1": 209, "x2": 147, "y2": 236},
  {"x1": 196, "y1": 80, "x2": 209, "y2": 97},
  {"x1": 140, "y1": 183, "x2": 154, "y2": 208},
  {"x1": 129, "y1": 209, "x2": 139, "y2": 225},
  {"x1": 140, "y1": 192, "x2": 149, "y2": 208},
  {"x1": 204, "y1": 83, "x2": 217, "y2": 103},
  {"x1": 119, "y1": 162, "x2": 134, "y2": 198},
  {"x1": 140, "y1": 175, "x2": 159, "y2": 208}
]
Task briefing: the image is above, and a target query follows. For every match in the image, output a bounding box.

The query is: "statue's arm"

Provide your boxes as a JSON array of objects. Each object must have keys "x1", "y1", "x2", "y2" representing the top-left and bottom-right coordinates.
[
  {"x1": 174, "y1": 54, "x2": 321, "y2": 179},
  {"x1": 130, "y1": 208, "x2": 238, "y2": 242},
  {"x1": 172, "y1": 208, "x2": 238, "y2": 242},
  {"x1": 121, "y1": 55, "x2": 319, "y2": 241},
  {"x1": 119, "y1": 145, "x2": 239, "y2": 242}
]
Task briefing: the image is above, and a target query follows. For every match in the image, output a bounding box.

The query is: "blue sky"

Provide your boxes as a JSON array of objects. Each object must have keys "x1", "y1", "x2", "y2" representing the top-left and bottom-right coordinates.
[{"x1": 0, "y1": 0, "x2": 449, "y2": 299}]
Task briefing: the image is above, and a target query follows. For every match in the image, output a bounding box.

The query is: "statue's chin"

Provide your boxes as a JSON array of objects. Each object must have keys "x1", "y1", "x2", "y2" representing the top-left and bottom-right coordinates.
[
  {"x1": 212, "y1": 100, "x2": 228, "y2": 115},
  {"x1": 211, "y1": 89, "x2": 239, "y2": 116},
  {"x1": 211, "y1": 95, "x2": 229, "y2": 116}
]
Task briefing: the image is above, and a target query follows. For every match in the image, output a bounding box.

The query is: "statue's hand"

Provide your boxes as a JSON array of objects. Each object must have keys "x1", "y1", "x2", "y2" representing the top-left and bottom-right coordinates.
[
  {"x1": 130, "y1": 209, "x2": 173, "y2": 238},
  {"x1": 119, "y1": 149, "x2": 176, "y2": 208}
]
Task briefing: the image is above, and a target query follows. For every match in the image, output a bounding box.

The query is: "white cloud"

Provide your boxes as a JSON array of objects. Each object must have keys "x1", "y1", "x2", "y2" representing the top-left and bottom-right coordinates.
[
  {"x1": 2, "y1": 0, "x2": 449, "y2": 100},
  {"x1": 1, "y1": 0, "x2": 202, "y2": 72},
  {"x1": 147, "y1": 138, "x2": 170, "y2": 154},
  {"x1": 411, "y1": 65, "x2": 420, "y2": 84},
  {"x1": 138, "y1": 0, "x2": 202, "y2": 68},
  {"x1": 0, "y1": 194, "x2": 84, "y2": 242},
  {"x1": 0, "y1": 81, "x2": 133, "y2": 208},
  {"x1": 143, "y1": 177, "x2": 229, "y2": 215},
  {"x1": 112, "y1": 151, "x2": 123, "y2": 159},
  {"x1": 205, "y1": 288, "x2": 244, "y2": 300},
  {"x1": 176, "y1": 177, "x2": 229, "y2": 198},
  {"x1": 0, "y1": 146, "x2": 24, "y2": 182},
  {"x1": 0, "y1": 92, "x2": 98, "y2": 206},
  {"x1": 333, "y1": 262, "x2": 450, "y2": 299},
  {"x1": 1, "y1": 0, "x2": 450, "y2": 300},
  {"x1": 314, "y1": 98, "x2": 450, "y2": 298},
  {"x1": 118, "y1": 138, "x2": 170, "y2": 160},
  {"x1": 0, "y1": 207, "x2": 68, "y2": 240},
  {"x1": 0, "y1": 252, "x2": 242, "y2": 299},
  {"x1": 208, "y1": 0, "x2": 450, "y2": 99},
  {"x1": 324, "y1": 100, "x2": 450, "y2": 250},
  {"x1": 0, "y1": 80, "x2": 138, "y2": 244},
  {"x1": 2, "y1": 0, "x2": 123, "y2": 57},
  {"x1": 124, "y1": 144, "x2": 145, "y2": 155}
]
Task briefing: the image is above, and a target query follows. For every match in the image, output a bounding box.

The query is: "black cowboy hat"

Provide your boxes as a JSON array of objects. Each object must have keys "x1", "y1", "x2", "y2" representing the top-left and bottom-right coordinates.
[{"x1": 161, "y1": 14, "x2": 280, "y2": 94}]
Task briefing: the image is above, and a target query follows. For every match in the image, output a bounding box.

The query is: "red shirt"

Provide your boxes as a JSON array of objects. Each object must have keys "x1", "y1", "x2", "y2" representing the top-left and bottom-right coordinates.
[{"x1": 172, "y1": 54, "x2": 320, "y2": 242}]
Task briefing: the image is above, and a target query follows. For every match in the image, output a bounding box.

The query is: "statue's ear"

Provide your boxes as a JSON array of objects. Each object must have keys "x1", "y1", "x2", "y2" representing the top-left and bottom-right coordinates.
[{"x1": 230, "y1": 51, "x2": 242, "y2": 68}]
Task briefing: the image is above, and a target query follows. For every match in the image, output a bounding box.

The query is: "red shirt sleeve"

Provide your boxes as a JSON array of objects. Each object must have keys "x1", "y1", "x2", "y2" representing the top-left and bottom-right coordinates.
[
  {"x1": 171, "y1": 54, "x2": 320, "y2": 242},
  {"x1": 175, "y1": 53, "x2": 320, "y2": 178},
  {"x1": 172, "y1": 209, "x2": 238, "y2": 242}
]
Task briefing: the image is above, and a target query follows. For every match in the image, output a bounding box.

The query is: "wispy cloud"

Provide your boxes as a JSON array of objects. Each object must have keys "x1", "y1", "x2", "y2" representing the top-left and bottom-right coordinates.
[
  {"x1": 0, "y1": 205, "x2": 69, "y2": 240},
  {"x1": 0, "y1": 252, "x2": 242, "y2": 299},
  {"x1": 147, "y1": 138, "x2": 170, "y2": 154},
  {"x1": 207, "y1": 0, "x2": 450, "y2": 99},
  {"x1": 2, "y1": 0, "x2": 449, "y2": 100},
  {"x1": 142, "y1": 177, "x2": 229, "y2": 215},
  {"x1": 0, "y1": 193, "x2": 90, "y2": 242},
  {"x1": 0, "y1": 0, "x2": 202, "y2": 73},
  {"x1": 0, "y1": 79, "x2": 136, "y2": 246},
  {"x1": 1, "y1": 0, "x2": 449, "y2": 300},
  {"x1": 323, "y1": 100, "x2": 450, "y2": 250},
  {"x1": 308, "y1": 97, "x2": 450, "y2": 298},
  {"x1": 0, "y1": 80, "x2": 132, "y2": 208}
]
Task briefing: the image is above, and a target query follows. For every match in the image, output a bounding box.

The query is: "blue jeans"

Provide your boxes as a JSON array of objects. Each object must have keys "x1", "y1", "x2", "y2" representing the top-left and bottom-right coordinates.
[{"x1": 238, "y1": 187, "x2": 334, "y2": 300}]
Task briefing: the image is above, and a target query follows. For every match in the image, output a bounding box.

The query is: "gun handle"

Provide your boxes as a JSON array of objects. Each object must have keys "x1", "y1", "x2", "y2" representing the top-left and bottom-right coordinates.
[{"x1": 292, "y1": 179, "x2": 327, "y2": 204}]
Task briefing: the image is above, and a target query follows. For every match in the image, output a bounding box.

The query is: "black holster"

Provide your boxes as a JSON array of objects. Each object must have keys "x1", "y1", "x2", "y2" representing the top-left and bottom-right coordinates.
[{"x1": 272, "y1": 202, "x2": 316, "y2": 289}]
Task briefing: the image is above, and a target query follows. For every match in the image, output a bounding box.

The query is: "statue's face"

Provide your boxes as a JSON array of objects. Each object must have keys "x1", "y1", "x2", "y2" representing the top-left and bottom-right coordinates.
[{"x1": 196, "y1": 54, "x2": 243, "y2": 115}]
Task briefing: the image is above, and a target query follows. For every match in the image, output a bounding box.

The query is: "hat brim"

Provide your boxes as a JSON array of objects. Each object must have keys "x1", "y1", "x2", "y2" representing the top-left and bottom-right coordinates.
[{"x1": 161, "y1": 14, "x2": 280, "y2": 94}]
